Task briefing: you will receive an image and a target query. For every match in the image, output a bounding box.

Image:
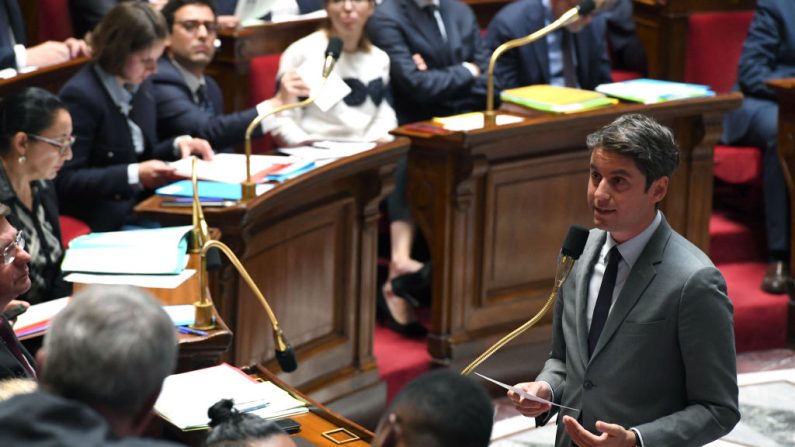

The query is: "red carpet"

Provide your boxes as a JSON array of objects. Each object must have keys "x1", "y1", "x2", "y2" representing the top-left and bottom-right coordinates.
[{"x1": 373, "y1": 323, "x2": 431, "y2": 402}]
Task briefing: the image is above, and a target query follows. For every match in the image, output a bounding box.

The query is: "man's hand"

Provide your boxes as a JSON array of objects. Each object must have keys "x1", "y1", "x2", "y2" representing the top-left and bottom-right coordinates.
[
  {"x1": 138, "y1": 160, "x2": 177, "y2": 189},
  {"x1": 562, "y1": 415, "x2": 636, "y2": 447},
  {"x1": 63, "y1": 38, "x2": 90, "y2": 58},
  {"x1": 508, "y1": 381, "x2": 552, "y2": 417},
  {"x1": 177, "y1": 137, "x2": 214, "y2": 160},
  {"x1": 218, "y1": 15, "x2": 240, "y2": 30},
  {"x1": 272, "y1": 70, "x2": 310, "y2": 108},
  {"x1": 412, "y1": 53, "x2": 428, "y2": 71},
  {"x1": 26, "y1": 41, "x2": 72, "y2": 68}
]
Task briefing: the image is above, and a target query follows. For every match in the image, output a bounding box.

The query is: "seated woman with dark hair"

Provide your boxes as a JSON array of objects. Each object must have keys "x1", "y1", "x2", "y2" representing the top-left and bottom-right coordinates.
[
  {"x1": 57, "y1": 1, "x2": 213, "y2": 232},
  {"x1": 0, "y1": 87, "x2": 73, "y2": 304},
  {"x1": 206, "y1": 399, "x2": 296, "y2": 447}
]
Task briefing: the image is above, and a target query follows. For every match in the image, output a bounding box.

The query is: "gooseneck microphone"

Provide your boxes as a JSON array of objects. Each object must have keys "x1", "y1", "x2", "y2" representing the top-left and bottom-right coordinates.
[
  {"x1": 240, "y1": 36, "x2": 344, "y2": 201},
  {"x1": 461, "y1": 225, "x2": 589, "y2": 375},
  {"x1": 485, "y1": 0, "x2": 613, "y2": 115}
]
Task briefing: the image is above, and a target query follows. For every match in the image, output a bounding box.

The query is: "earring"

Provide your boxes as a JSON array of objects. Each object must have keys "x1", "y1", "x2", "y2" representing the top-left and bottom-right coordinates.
[{"x1": 17, "y1": 156, "x2": 26, "y2": 165}]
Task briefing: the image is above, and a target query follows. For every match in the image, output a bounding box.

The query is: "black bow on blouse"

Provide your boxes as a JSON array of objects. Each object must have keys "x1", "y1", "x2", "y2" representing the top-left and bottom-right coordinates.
[{"x1": 342, "y1": 78, "x2": 385, "y2": 106}]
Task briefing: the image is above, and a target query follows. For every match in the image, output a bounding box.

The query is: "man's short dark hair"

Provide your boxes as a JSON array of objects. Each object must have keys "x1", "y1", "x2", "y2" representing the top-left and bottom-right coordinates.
[
  {"x1": 161, "y1": 0, "x2": 217, "y2": 30},
  {"x1": 387, "y1": 370, "x2": 493, "y2": 447},
  {"x1": 90, "y1": 2, "x2": 169, "y2": 76},
  {"x1": 205, "y1": 398, "x2": 287, "y2": 446},
  {"x1": 586, "y1": 113, "x2": 680, "y2": 190}
]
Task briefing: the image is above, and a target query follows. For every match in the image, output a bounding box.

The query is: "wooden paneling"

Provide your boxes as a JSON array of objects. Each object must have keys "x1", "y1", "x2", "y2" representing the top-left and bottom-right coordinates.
[
  {"x1": 135, "y1": 140, "x2": 408, "y2": 423},
  {"x1": 392, "y1": 94, "x2": 742, "y2": 382}
]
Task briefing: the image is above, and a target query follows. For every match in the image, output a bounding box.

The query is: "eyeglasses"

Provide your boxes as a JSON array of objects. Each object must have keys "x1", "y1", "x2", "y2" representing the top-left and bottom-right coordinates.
[
  {"x1": 328, "y1": 0, "x2": 371, "y2": 6},
  {"x1": 29, "y1": 134, "x2": 76, "y2": 155},
  {"x1": 1, "y1": 231, "x2": 25, "y2": 266},
  {"x1": 176, "y1": 20, "x2": 219, "y2": 34}
]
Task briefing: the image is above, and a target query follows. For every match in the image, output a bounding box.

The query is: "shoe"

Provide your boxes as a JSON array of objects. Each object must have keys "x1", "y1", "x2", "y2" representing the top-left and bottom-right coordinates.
[
  {"x1": 761, "y1": 261, "x2": 789, "y2": 294},
  {"x1": 390, "y1": 263, "x2": 432, "y2": 308},
  {"x1": 376, "y1": 282, "x2": 428, "y2": 338}
]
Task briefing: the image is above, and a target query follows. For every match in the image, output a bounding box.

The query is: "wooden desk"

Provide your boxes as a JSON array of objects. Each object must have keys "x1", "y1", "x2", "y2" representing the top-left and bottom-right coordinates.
[
  {"x1": 70, "y1": 269, "x2": 233, "y2": 373},
  {"x1": 136, "y1": 140, "x2": 409, "y2": 424},
  {"x1": 767, "y1": 78, "x2": 795, "y2": 342},
  {"x1": 161, "y1": 364, "x2": 372, "y2": 446},
  {"x1": 0, "y1": 57, "x2": 88, "y2": 97},
  {"x1": 391, "y1": 94, "x2": 742, "y2": 381},
  {"x1": 632, "y1": 0, "x2": 756, "y2": 82}
]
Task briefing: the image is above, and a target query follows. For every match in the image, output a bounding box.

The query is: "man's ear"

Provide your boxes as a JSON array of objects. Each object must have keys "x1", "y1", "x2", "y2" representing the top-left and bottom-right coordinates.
[
  {"x1": 35, "y1": 348, "x2": 46, "y2": 377},
  {"x1": 129, "y1": 388, "x2": 162, "y2": 436},
  {"x1": 650, "y1": 176, "x2": 669, "y2": 204}
]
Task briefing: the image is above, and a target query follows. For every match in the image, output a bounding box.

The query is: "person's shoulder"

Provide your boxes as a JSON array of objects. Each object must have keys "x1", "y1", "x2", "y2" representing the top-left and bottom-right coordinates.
[
  {"x1": 285, "y1": 30, "x2": 325, "y2": 55},
  {"x1": 151, "y1": 58, "x2": 182, "y2": 85},
  {"x1": 662, "y1": 229, "x2": 715, "y2": 272}
]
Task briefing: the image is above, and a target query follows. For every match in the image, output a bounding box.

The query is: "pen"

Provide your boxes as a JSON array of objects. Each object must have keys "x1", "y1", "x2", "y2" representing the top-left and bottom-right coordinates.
[
  {"x1": 236, "y1": 401, "x2": 271, "y2": 413},
  {"x1": 178, "y1": 326, "x2": 209, "y2": 336}
]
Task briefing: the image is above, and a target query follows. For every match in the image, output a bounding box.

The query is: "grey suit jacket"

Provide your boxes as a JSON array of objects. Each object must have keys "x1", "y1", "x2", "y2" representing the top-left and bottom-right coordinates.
[{"x1": 537, "y1": 216, "x2": 739, "y2": 446}]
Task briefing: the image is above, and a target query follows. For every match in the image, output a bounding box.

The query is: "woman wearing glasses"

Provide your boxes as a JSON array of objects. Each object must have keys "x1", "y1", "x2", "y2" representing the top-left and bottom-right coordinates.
[
  {"x1": 0, "y1": 88, "x2": 73, "y2": 304},
  {"x1": 56, "y1": 2, "x2": 213, "y2": 233}
]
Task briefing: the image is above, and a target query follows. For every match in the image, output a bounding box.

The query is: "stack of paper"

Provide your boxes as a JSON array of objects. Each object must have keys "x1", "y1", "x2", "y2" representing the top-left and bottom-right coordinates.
[
  {"x1": 156, "y1": 180, "x2": 275, "y2": 201},
  {"x1": 61, "y1": 226, "x2": 193, "y2": 275},
  {"x1": 500, "y1": 85, "x2": 618, "y2": 114},
  {"x1": 595, "y1": 78, "x2": 715, "y2": 104},
  {"x1": 170, "y1": 154, "x2": 306, "y2": 184},
  {"x1": 13, "y1": 297, "x2": 70, "y2": 338},
  {"x1": 154, "y1": 363, "x2": 308, "y2": 431}
]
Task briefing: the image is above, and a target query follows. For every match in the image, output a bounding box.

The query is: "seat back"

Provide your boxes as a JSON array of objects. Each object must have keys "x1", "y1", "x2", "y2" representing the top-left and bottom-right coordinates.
[
  {"x1": 248, "y1": 53, "x2": 282, "y2": 154},
  {"x1": 59, "y1": 215, "x2": 91, "y2": 249},
  {"x1": 684, "y1": 11, "x2": 754, "y2": 92},
  {"x1": 39, "y1": 0, "x2": 74, "y2": 42}
]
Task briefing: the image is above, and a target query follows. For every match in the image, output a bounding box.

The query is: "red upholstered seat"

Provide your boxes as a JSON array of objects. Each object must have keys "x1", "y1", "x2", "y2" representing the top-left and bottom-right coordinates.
[
  {"x1": 610, "y1": 69, "x2": 642, "y2": 83},
  {"x1": 684, "y1": 11, "x2": 756, "y2": 188},
  {"x1": 39, "y1": 0, "x2": 74, "y2": 42},
  {"x1": 248, "y1": 53, "x2": 282, "y2": 154},
  {"x1": 59, "y1": 215, "x2": 91, "y2": 249}
]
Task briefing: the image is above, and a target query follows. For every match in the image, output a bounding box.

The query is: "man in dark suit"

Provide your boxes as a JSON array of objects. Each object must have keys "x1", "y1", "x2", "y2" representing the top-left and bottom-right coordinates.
[
  {"x1": 722, "y1": 0, "x2": 795, "y2": 294},
  {"x1": 153, "y1": 0, "x2": 304, "y2": 151},
  {"x1": 485, "y1": 0, "x2": 612, "y2": 91},
  {"x1": 0, "y1": 286, "x2": 182, "y2": 446},
  {"x1": 0, "y1": 0, "x2": 89, "y2": 71},
  {"x1": 0, "y1": 203, "x2": 37, "y2": 381},
  {"x1": 365, "y1": 0, "x2": 490, "y2": 124},
  {"x1": 509, "y1": 114, "x2": 739, "y2": 447}
]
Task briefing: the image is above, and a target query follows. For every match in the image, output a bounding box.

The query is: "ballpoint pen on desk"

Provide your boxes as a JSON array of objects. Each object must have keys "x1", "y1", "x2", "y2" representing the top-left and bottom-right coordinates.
[
  {"x1": 235, "y1": 400, "x2": 271, "y2": 413},
  {"x1": 178, "y1": 326, "x2": 209, "y2": 336}
]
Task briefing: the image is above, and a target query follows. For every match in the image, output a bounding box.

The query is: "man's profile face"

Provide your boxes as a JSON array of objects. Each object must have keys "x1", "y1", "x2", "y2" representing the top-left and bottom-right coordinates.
[
  {"x1": 0, "y1": 218, "x2": 31, "y2": 307},
  {"x1": 169, "y1": 4, "x2": 217, "y2": 71},
  {"x1": 586, "y1": 147, "x2": 668, "y2": 243}
]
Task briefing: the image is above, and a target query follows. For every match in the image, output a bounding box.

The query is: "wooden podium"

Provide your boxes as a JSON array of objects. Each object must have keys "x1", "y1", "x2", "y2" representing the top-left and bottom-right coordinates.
[
  {"x1": 391, "y1": 94, "x2": 742, "y2": 382},
  {"x1": 136, "y1": 139, "x2": 408, "y2": 423}
]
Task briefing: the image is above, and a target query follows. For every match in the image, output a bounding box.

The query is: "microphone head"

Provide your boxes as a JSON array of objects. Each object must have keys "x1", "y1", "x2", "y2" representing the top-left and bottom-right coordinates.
[
  {"x1": 576, "y1": 0, "x2": 596, "y2": 16},
  {"x1": 561, "y1": 225, "x2": 589, "y2": 259},
  {"x1": 276, "y1": 345, "x2": 298, "y2": 373},
  {"x1": 326, "y1": 37, "x2": 343, "y2": 61}
]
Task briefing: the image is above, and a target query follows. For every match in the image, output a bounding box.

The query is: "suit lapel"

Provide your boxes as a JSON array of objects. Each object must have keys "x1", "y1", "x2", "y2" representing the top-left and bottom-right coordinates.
[
  {"x1": 402, "y1": 0, "x2": 443, "y2": 58},
  {"x1": 576, "y1": 231, "x2": 605, "y2": 367},
  {"x1": 589, "y1": 219, "x2": 672, "y2": 360},
  {"x1": 438, "y1": 0, "x2": 458, "y2": 63},
  {"x1": 526, "y1": 3, "x2": 550, "y2": 84}
]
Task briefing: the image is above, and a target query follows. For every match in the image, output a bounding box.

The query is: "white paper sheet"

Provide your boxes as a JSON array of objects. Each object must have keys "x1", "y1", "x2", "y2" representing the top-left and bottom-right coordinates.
[{"x1": 475, "y1": 372, "x2": 579, "y2": 413}]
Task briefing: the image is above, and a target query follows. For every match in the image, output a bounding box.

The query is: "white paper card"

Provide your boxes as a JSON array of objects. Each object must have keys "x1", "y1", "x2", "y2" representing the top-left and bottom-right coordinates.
[{"x1": 475, "y1": 372, "x2": 579, "y2": 413}]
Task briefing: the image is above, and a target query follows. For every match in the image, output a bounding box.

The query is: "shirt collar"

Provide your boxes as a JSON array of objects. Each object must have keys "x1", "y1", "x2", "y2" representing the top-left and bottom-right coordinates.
[
  {"x1": 169, "y1": 56, "x2": 205, "y2": 98},
  {"x1": 414, "y1": 0, "x2": 440, "y2": 10},
  {"x1": 93, "y1": 65, "x2": 137, "y2": 115},
  {"x1": 606, "y1": 210, "x2": 662, "y2": 269}
]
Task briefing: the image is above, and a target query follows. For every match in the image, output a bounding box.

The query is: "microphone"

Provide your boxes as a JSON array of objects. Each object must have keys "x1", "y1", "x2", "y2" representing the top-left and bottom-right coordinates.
[
  {"x1": 485, "y1": 0, "x2": 613, "y2": 115},
  {"x1": 240, "y1": 37, "x2": 343, "y2": 202},
  {"x1": 322, "y1": 37, "x2": 343, "y2": 79},
  {"x1": 461, "y1": 225, "x2": 589, "y2": 375}
]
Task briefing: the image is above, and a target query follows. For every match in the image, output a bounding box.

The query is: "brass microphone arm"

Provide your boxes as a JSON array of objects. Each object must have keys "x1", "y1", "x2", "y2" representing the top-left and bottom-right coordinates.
[
  {"x1": 190, "y1": 156, "x2": 210, "y2": 252},
  {"x1": 486, "y1": 6, "x2": 582, "y2": 115},
  {"x1": 241, "y1": 77, "x2": 329, "y2": 201},
  {"x1": 461, "y1": 254, "x2": 577, "y2": 375},
  {"x1": 198, "y1": 239, "x2": 290, "y2": 353}
]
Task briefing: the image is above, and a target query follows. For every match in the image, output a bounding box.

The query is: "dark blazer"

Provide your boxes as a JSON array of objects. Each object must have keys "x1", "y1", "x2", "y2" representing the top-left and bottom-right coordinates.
[
  {"x1": 56, "y1": 64, "x2": 178, "y2": 232},
  {"x1": 366, "y1": 0, "x2": 490, "y2": 124},
  {"x1": 0, "y1": 319, "x2": 35, "y2": 380},
  {"x1": 0, "y1": 0, "x2": 26, "y2": 69},
  {"x1": 214, "y1": 0, "x2": 323, "y2": 17},
  {"x1": 537, "y1": 216, "x2": 739, "y2": 446},
  {"x1": 485, "y1": 0, "x2": 612, "y2": 91},
  {"x1": 723, "y1": 0, "x2": 795, "y2": 145},
  {"x1": 151, "y1": 57, "x2": 258, "y2": 152}
]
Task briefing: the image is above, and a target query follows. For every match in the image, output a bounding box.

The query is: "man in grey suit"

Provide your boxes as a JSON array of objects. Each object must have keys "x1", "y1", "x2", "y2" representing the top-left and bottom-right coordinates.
[{"x1": 510, "y1": 114, "x2": 739, "y2": 446}]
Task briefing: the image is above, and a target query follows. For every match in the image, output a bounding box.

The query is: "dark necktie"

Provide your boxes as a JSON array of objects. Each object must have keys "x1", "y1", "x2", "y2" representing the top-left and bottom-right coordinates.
[
  {"x1": 561, "y1": 31, "x2": 577, "y2": 88},
  {"x1": 424, "y1": 4, "x2": 445, "y2": 41},
  {"x1": 588, "y1": 246, "x2": 620, "y2": 357},
  {"x1": 0, "y1": 318, "x2": 35, "y2": 378},
  {"x1": 196, "y1": 84, "x2": 215, "y2": 115}
]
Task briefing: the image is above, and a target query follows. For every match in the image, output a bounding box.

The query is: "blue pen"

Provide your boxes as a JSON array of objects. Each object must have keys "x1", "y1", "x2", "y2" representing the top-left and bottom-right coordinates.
[
  {"x1": 236, "y1": 401, "x2": 271, "y2": 413},
  {"x1": 178, "y1": 326, "x2": 209, "y2": 336}
]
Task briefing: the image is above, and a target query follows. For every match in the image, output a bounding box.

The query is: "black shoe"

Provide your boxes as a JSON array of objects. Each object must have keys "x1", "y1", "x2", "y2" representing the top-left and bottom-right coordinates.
[
  {"x1": 390, "y1": 263, "x2": 431, "y2": 307},
  {"x1": 376, "y1": 283, "x2": 428, "y2": 338},
  {"x1": 761, "y1": 261, "x2": 789, "y2": 294}
]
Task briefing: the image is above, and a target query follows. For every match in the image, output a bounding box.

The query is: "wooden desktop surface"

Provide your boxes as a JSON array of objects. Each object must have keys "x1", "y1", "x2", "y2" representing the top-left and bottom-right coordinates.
[
  {"x1": 392, "y1": 94, "x2": 742, "y2": 383},
  {"x1": 136, "y1": 139, "x2": 409, "y2": 424}
]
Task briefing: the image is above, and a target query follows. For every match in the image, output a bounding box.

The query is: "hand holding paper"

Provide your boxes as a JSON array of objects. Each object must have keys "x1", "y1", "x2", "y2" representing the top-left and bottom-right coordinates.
[{"x1": 475, "y1": 372, "x2": 579, "y2": 414}]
